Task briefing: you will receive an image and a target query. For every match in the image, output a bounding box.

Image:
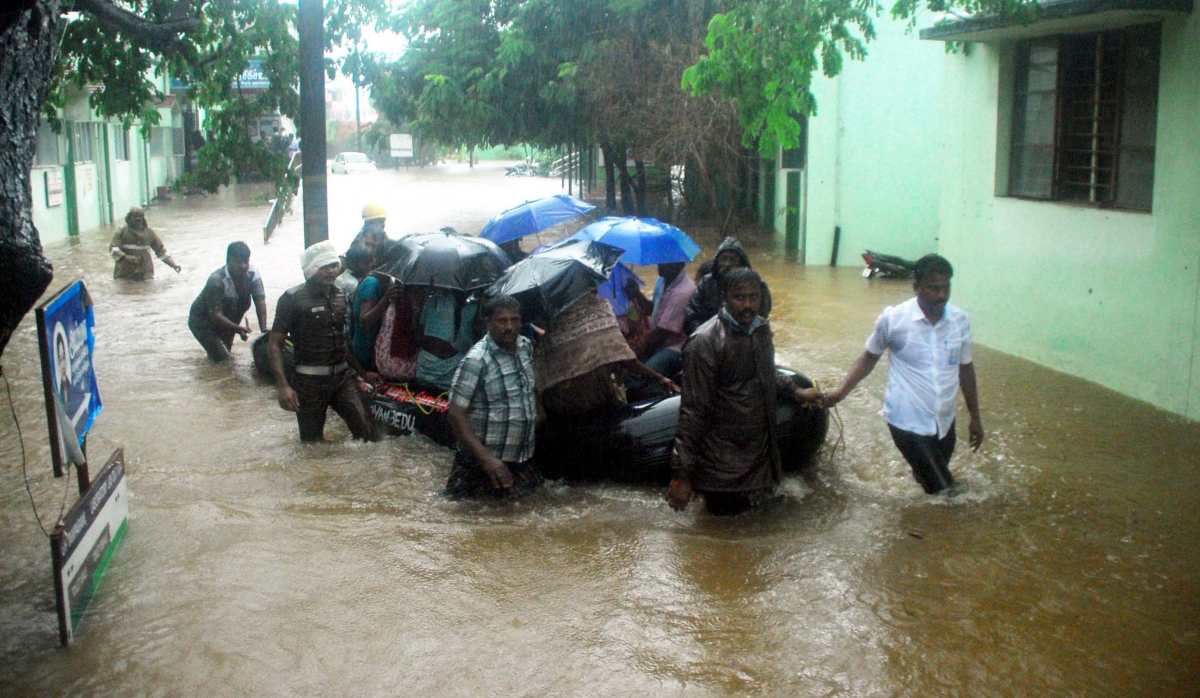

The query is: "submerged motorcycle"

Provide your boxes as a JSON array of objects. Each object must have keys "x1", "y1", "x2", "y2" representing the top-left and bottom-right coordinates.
[{"x1": 861, "y1": 250, "x2": 916, "y2": 279}]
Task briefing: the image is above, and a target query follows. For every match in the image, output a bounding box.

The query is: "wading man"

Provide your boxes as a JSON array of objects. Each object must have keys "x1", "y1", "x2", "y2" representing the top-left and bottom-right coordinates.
[
  {"x1": 668, "y1": 268, "x2": 820, "y2": 515},
  {"x1": 823, "y1": 254, "x2": 983, "y2": 494},
  {"x1": 110, "y1": 207, "x2": 181, "y2": 280},
  {"x1": 188, "y1": 241, "x2": 268, "y2": 362},
  {"x1": 269, "y1": 242, "x2": 379, "y2": 442},
  {"x1": 444, "y1": 295, "x2": 544, "y2": 499}
]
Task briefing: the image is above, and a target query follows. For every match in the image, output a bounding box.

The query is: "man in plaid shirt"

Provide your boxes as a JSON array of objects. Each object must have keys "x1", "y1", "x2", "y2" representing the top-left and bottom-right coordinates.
[{"x1": 445, "y1": 295, "x2": 544, "y2": 499}]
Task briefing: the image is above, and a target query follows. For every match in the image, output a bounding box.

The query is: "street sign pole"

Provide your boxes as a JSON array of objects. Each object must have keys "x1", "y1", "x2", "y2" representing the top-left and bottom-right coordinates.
[{"x1": 298, "y1": 0, "x2": 328, "y2": 247}]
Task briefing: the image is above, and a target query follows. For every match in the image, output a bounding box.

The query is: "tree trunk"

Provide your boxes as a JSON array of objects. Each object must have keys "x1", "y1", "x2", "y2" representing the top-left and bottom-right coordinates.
[
  {"x1": 633, "y1": 160, "x2": 648, "y2": 217},
  {"x1": 600, "y1": 142, "x2": 617, "y2": 211},
  {"x1": 0, "y1": 0, "x2": 59, "y2": 359},
  {"x1": 613, "y1": 146, "x2": 636, "y2": 216}
]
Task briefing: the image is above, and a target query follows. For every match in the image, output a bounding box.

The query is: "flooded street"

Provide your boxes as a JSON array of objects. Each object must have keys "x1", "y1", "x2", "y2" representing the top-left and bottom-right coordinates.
[{"x1": 1, "y1": 163, "x2": 1197, "y2": 696}]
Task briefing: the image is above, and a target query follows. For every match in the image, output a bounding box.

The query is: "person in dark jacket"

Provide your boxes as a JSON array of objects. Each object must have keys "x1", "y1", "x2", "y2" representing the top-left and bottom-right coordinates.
[
  {"x1": 668, "y1": 268, "x2": 819, "y2": 515},
  {"x1": 683, "y1": 236, "x2": 772, "y2": 335}
]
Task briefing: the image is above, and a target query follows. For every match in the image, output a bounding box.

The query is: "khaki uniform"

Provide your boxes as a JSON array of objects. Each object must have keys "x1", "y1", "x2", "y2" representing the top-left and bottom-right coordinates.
[
  {"x1": 110, "y1": 225, "x2": 170, "y2": 280},
  {"x1": 272, "y1": 280, "x2": 372, "y2": 442}
]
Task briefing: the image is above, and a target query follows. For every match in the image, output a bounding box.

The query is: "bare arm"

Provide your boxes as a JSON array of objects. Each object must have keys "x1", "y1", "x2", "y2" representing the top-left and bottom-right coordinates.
[
  {"x1": 360, "y1": 283, "x2": 401, "y2": 330},
  {"x1": 269, "y1": 331, "x2": 299, "y2": 411},
  {"x1": 447, "y1": 404, "x2": 513, "y2": 489},
  {"x1": 620, "y1": 358, "x2": 679, "y2": 394},
  {"x1": 824, "y1": 350, "x2": 883, "y2": 407},
  {"x1": 254, "y1": 297, "x2": 269, "y2": 332},
  {"x1": 959, "y1": 362, "x2": 984, "y2": 451},
  {"x1": 208, "y1": 306, "x2": 249, "y2": 339}
]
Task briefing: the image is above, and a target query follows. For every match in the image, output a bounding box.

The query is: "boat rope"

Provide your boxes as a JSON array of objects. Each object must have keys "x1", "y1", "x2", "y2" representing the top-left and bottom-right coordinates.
[
  {"x1": 3, "y1": 367, "x2": 72, "y2": 538},
  {"x1": 400, "y1": 383, "x2": 449, "y2": 416},
  {"x1": 812, "y1": 378, "x2": 846, "y2": 464}
]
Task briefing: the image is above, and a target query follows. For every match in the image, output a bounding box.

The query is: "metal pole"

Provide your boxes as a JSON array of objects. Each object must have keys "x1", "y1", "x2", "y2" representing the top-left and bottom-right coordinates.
[
  {"x1": 298, "y1": 0, "x2": 328, "y2": 247},
  {"x1": 354, "y1": 51, "x2": 363, "y2": 153}
]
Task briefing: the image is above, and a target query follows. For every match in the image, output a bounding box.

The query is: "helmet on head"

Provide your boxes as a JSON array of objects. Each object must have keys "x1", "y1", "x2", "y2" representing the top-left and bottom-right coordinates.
[{"x1": 362, "y1": 203, "x2": 386, "y2": 221}]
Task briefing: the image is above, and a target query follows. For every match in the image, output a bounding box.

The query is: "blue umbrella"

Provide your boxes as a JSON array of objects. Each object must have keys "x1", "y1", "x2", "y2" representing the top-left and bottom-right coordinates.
[
  {"x1": 569, "y1": 216, "x2": 701, "y2": 265},
  {"x1": 597, "y1": 262, "x2": 644, "y2": 317},
  {"x1": 479, "y1": 194, "x2": 596, "y2": 245}
]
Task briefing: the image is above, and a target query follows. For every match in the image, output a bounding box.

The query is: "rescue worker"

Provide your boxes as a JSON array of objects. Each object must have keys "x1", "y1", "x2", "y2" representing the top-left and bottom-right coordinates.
[
  {"x1": 668, "y1": 268, "x2": 820, "y2": 515},
  {"x1": 269, "y1": 241, "x2": 380, "y2": 442},
  {"x1": 352, "y1": 203, "x2": 391, "y2": 266},
  {"x1": 188, "y1": 241, "x2": 268, "y2": 362},
  {"x1": 110, "y1": 207, "x2": 181, "y2": 279}
]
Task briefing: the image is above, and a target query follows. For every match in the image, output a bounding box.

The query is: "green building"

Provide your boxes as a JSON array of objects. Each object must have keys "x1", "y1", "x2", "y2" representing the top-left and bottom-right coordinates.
[
  {"x1": 772, "y1": 0, "x2": 1199, "y2": 421},
  {"x1": 926, "y1": 1, "x2": 1199, "y2": 420}
]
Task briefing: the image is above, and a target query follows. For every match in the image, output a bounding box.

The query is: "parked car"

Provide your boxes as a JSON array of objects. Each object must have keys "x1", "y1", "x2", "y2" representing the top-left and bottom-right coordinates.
[{"x1": 331, "y1": 152, "x2": 377, "y2": 174}]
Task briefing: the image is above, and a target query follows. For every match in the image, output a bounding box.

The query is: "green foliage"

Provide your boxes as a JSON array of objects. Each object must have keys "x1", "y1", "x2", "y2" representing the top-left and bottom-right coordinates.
[
  {"x1": 682, "y1": 0, "x2": 1038, "y2": 156},
  {"x1": 48, "y1": 0, "x2": 394, "y2": 197}
]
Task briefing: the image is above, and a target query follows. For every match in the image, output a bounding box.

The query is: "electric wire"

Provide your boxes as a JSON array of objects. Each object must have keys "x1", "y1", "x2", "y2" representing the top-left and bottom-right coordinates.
[{"x1": 3, "y1": 368, "x2": 72, "y2": 537}]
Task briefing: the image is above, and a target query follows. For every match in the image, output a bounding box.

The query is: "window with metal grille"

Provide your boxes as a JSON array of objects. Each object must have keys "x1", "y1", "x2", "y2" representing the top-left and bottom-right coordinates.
[
  {"x1": 1008, "y1": 23, "x2": 1160, "y2": 212},
  {"x1": 72, "y1": 122, "x2": 95, "y2": 163},
  {"x1": 35, "y1": 121, "x2": 61, "y2": 167},
  {"x1": 112, "y1": 125, "x2": 130, "y2": 161}
]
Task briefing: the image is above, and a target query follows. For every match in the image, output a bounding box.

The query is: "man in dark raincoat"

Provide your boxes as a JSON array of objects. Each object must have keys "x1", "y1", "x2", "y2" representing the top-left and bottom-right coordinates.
[
  {"x1": 110, "y1": 207, "x2": 181, "y2": 280},
  {"x1": 684, "y1": 236, "x2": 772, "y2": 335},
  {"x1": 668, "y1": 268, "x2": 819, "y2": 515}
]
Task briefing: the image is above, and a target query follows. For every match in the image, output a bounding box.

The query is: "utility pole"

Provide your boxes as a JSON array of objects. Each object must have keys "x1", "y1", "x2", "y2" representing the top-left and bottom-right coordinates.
[
  {"x1": 354, "y1": 52, "x2": 362, "y2": 153},
  {"x1": 298, "y1": 0, "x2": 328, "y2": 247}
]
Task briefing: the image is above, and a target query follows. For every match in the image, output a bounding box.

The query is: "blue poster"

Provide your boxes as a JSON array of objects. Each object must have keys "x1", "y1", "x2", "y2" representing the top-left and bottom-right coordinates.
[{"x1": 41, "y1": 281, "x2": 102, "y2": 444}]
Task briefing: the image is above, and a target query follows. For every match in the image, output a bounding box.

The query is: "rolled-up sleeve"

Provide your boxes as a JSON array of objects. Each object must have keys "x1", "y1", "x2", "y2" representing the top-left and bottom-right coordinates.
[{"x1": 864, "y1": 308, "x2": 892, "y2": 355}]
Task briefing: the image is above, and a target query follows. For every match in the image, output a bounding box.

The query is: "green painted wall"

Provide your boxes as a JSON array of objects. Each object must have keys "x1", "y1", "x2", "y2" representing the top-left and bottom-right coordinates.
[
  {"x1": 776, "y1": 10, "x2": 946, "y2": 265},
  {"x1": 937, "y1": 13, "x2": 1200, "y2": 420}
]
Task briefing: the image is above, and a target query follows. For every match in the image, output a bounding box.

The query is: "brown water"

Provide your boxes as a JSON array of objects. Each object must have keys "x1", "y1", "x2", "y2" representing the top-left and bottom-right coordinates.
[{"x1": 1, "y1": 163, "x2": 1197, "y2": 697}]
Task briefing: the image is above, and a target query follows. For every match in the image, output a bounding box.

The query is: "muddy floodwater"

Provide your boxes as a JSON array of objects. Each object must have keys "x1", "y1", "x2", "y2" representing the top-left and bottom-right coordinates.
[{"x1": 1, "y1": 163, "x2": 1197, "y2": 696}]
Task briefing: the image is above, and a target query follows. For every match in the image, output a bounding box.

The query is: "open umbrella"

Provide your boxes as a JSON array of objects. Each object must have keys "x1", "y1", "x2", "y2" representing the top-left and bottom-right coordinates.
[
  {"x1": 485, "y1": 239, "x2": 624, "y2": 323},
  {"x1": 378, "y1": 230, "x2": 511, "y2": 292},
  {"x1": 597, "y1": 262, "x2": 644, "y2": 317},
  {"x1": 569, "y1": 216, "x2": 700, "y2": 265},
  {"x1": 479, "y1": 194, "x2": 596, "y2": 245}
]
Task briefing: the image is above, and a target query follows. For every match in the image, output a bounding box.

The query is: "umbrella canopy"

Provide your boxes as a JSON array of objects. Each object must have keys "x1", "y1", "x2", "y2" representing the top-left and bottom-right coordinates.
[
  {"x1": 570, "y1": 216, "x2": 701, "y2": 265},
  {"x1": 479, "y1": 194, "x2": 596, "y2": 245},
  {"x1": 597, "y1": 261, "x2": 644, "y2": 317},
  {"x1": 485, "y1": 239, "x2": 624, "y2": 323},
  {"x1": 378, "y1": 231, "x2": 511, "y2": 292}
]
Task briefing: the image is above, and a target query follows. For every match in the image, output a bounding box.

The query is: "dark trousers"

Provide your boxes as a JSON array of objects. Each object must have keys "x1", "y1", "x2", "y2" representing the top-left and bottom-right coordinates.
[
  {"x1": 888, "y1": 422, "x2": 957, "y2": 494},
  {"x1": 445, "y1": 450, "x2": 543, "y2": 500},
  {"x1": 189, "y1": 316, "x2": 233, "y2": 362},
  {"x1": 626, "y1": 348, "x2": 683, "y2": 400},
  {"x1": 701, "y1": 488, "x2": 777, "y2": 516},
  {"x1": 294, "y1": 371, "x2": 373, "y2": 442}
]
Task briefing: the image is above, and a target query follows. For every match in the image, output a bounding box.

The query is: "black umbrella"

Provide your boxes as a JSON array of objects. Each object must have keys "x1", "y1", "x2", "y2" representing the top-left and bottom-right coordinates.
[
  {"x1": 377, "y1": 230, "x2": 512, "y2": 291},
  {"x1": 485, "y1": 238, "x2": 624, "y2": 323}
]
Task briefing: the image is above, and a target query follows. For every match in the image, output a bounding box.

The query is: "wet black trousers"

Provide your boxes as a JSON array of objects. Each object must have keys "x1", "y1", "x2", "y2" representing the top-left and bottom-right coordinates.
[
  {"x1": 445, "y1": 450, "x2": 543, "y2": 500},
  {"x1": 294, "y1": 371, "x2": 374, "y2": 442},
  {"x1": 189, "y1": 316, "x2": 233, "y2": 362},
  {"x1": 888, "y1": 422, "x2": 957, "y2": 494}
]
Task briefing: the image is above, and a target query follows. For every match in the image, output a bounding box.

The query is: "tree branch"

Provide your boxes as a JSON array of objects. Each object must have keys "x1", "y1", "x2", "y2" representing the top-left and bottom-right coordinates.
[{"x1": 73, "y1": 0, "x2": 200, "y2": 56}]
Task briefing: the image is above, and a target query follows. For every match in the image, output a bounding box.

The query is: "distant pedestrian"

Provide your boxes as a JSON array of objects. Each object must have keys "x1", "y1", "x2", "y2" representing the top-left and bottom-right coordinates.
[
  {"x1": 668, "y1": 268, "x2": 820, "y2": 515},
  {"x1": 823, "y1": 254, "x2": 983, "y2": 494},
  {"x1": 444, "y1": 295, "x2": 544, "y2": 499},
  {"x1": 188, "y1": 241, "x2": 268, "y2": 362},
  {"x1": 269, "y1": 241, "x2": 380, "y2": 442},
  {"x1": 110, "y1": 207, "x2": 180, "y2": 280}
]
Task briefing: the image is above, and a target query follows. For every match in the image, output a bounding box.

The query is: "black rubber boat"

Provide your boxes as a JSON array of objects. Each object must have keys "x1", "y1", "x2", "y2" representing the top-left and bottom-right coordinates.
[{"x1": 253, "y1": 336, "x2": 828, "y2": 484}]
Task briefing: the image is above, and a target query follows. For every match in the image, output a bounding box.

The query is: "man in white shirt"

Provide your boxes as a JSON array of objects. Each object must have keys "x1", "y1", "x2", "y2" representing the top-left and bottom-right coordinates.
[{"x1": 823, "y1": 254, "x2": 983, "y2": 493}]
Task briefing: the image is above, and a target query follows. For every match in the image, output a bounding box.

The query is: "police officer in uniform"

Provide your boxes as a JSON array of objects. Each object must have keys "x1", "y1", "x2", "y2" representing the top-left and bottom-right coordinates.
[{"x1": 269, "y1": 242, "x2": 381, "y2": 442}]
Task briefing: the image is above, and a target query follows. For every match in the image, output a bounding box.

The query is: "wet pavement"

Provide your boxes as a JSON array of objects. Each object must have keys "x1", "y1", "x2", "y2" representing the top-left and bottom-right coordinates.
[{"x1": 1, "y1": 162, "x2": 1198, "y2": 696}]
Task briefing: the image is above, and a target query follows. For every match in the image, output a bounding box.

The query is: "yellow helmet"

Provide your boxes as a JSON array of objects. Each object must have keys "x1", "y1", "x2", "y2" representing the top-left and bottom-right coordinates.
[{"x1": 362, "y1": 203, "x2": 387, "y2": 221}]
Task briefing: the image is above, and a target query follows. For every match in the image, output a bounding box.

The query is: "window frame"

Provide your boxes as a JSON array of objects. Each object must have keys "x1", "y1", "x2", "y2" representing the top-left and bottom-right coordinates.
[{"x1": 1005, "y1": 23, "x2": 1160, "y2": 213}]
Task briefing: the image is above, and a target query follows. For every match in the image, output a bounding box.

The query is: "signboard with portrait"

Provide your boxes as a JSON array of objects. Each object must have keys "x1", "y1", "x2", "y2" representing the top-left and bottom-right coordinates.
[{"x1": 36, "y1": 279, "x2": 102, "y2": 478}]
